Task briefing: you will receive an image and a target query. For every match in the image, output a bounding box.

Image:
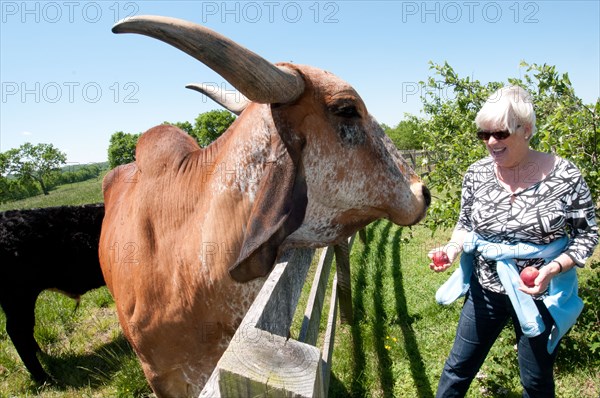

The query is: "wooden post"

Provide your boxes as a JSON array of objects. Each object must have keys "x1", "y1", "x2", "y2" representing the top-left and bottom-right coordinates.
[
  {"x1": 200, "y1": 235, "x2": 358, "y2": 398},
  {"x1": 251, "y1": 248, "x2": 315, "y2": 337},
  {"x1": 298, "y1": 247, "x2": 335, "y2": 345},
  {"x1": 334, "y1": 235, "x2": 354, "y2": 325},
  {"x1": 217, "y1": 329, "x2": 324, "y2": 397},
  {"x1": 321, "y1": 273, "x2": 338, "y2": 395},
  {"x1": 358, "y1": 228, "x2": 368, "y2": 245},
  {"x1": 200, "y1": 248, "x2": 323, "y2": 397}
]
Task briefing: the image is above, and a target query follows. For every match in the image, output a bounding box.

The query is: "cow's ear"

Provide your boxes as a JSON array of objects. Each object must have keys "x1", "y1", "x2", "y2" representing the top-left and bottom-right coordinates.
[{"x1": 228, "y1": 134, "x2": 307, "y2": 283}]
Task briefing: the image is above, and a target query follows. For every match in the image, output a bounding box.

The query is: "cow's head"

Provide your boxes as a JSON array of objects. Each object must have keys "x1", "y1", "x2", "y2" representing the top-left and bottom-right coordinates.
[{"x1": 112, "y1": 16, "x2": 430, "y2": 281}]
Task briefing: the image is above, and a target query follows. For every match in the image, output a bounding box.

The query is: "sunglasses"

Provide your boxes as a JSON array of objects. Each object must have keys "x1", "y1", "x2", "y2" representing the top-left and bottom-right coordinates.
[{"x1": 476, "y1": 130, "x2": 511, "y2": 141}]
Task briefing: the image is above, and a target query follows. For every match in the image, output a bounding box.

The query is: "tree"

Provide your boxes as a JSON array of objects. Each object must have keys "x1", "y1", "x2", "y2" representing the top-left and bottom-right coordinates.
[
  {"x1": 107, "y1": 131, "x2": 140, "y2": 169},
  {"x1": 418, "y1": 61, "x2": 599, "y2": 232},
  {"x1": 517, "y1": 62, "x2": 599, "y2": 199},
  {"x1": 383, "y1": 118, "x2": 428, "y2": 150},
  {"x1": 169, "y1": 121, "x2": 194, "y2": 136},
  {"x1": 164, "y1": 110, "x2": 236, "y2": 148},
  {"x1": 165, "y1": 110, "x2": 236, "y2": 147},
  {"x1": 1, "y1": 143, "x2": 67, "y2": 195},
  {"x1": 189, "y1": 109, "x2": 236, "y2": 147}
]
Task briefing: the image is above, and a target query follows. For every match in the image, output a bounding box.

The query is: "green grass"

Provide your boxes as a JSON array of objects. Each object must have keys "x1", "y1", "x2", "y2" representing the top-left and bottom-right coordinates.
[
  {"x1": 0, "y1": 288, "x2": 151, "y2": 398},
  {"x1": 0, "y1": 175, "x2": 105, "y2": 211},
  {"x1": 0, "y1": 179, "x2": 598, "y2": 397}
]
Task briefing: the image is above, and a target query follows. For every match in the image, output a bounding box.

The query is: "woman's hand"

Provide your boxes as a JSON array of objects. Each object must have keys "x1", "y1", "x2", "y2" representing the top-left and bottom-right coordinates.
[
  {"x1": 428, "y1": 231, "x2": 465, "y2": 273},
  {"x1": 518, "y1": 264, "x2": 555, "y2": 295},
  {"x1": 428, "y1": 247, "x2": 454, "y2": 272}
]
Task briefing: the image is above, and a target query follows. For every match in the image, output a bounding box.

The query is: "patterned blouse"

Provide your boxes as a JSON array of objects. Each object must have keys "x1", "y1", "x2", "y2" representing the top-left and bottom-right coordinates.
[{"x1": 456, "y1": 156, "x2": 599, "y2": 295}]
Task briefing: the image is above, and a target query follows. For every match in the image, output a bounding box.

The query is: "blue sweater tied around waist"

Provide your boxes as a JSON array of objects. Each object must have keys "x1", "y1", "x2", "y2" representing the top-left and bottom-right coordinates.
[{"x1": 435, "y1": 232, "x2": 582, "y2": 354}]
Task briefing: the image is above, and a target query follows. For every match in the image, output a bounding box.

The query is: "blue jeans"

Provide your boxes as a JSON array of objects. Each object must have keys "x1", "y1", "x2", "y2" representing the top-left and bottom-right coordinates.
[{"x1": 436, "y1": 277, "x2": 558, "y2": 398}]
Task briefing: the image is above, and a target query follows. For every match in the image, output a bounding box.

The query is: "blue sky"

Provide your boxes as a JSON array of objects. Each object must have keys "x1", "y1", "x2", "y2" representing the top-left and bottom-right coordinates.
[{"x1": 1, "y1": 1, "x2": 599, "y2": 164}]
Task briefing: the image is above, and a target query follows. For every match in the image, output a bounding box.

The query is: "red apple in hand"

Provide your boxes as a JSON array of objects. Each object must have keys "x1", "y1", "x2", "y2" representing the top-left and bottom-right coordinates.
[
  {"x1": 432, "y1": 251, "x2": 450, "y2": 267},
  {"x1": 520, "y1": 266, "x2": 539, "y2": 287}
]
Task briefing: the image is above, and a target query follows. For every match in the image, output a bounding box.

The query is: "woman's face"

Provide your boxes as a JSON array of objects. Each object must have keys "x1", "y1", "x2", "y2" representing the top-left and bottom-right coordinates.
[{"x1": 479, "y1": 125, "x2": 531, "y2": 168}]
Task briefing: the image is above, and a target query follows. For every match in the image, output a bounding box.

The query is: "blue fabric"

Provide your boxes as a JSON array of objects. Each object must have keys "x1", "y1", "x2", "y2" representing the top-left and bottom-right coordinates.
[
  {"x1": 435, "y1": 232, "x2": 582, "y2": 353},
  {"x1": 543, "y1": 267, "x2": 582, "y2": 353}
]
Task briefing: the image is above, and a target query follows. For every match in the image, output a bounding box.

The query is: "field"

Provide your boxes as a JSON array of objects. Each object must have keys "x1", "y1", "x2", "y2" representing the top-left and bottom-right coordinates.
[
  {"x1": 0, "y1": 176, "x2": 105, "y2": 212},
  {"x1": 0, "y1": 178, "x2": 598, "y2": 397}
]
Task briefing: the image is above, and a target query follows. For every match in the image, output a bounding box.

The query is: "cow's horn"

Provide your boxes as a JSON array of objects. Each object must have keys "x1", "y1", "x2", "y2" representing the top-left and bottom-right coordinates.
[
  {"x1": 112, "y1": 16, "x2": 304, "y2": 104},
  {"x1": 186, "y1": 83, "x2": 250, "y2": 115}
]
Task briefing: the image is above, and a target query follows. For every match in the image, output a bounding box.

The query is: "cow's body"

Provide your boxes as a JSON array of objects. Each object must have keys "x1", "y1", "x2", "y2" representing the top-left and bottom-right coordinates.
[
  {"x1": 0, "y1": 204, "x2": 106, "y2": 383},
  {"x1": 102, "y1": 16, "x2": 430, "y2": 397}
]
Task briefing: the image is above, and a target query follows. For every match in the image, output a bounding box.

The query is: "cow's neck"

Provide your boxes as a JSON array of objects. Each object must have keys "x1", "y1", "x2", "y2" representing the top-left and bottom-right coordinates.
[{"x1": 175, "y1": 105, "x2": 280, "y2": 280}]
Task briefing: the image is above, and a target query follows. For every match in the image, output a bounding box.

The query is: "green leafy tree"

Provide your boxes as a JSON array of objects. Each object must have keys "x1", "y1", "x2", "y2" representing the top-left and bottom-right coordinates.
[
  {"x1": 1, "y1": 142, "x2": 67, "y2": 195},
  {"x1": 418, "y1": 61, "x2": 599, "y2": 232},
  {"x1": 383, "y1": 118, "x2": 428, "y2": 150},
  {"x1": 190, "y1": 109, "x2": 236, "y2": 147},
  {"x1": 164, "y1": 110, "x2": 236, "y2": 147},
  {"x1": 0, "y1": 153, "x2": 10, "y2": 200},
  {"x1": 168, "y1": 121, "x2": 194, "y2": 136},
  {"x1": 0, "y1": 152, "x2": 8, "y2": 176},
  {"x1": 107, "y1": 131, "x2": 141, "y2": 169},
  {"x1": 516, "y1": 62, "x2": 599, "y2": 199}
]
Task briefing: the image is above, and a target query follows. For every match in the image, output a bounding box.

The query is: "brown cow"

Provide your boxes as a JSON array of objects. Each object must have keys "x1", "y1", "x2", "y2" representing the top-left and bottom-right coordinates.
[{"x1": 100, "y1": 16, "x2": 430, "y2": 397}]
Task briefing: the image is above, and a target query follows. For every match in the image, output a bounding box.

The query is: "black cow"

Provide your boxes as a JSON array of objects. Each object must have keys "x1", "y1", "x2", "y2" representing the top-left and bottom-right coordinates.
[{"x1": 0, "y1": 204, "x2": 106, "y2": 383}]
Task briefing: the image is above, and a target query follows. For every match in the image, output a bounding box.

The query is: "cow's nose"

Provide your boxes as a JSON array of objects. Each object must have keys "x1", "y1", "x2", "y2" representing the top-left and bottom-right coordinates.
[{"x1": 422, "y1": 185, "x2": 431, "y2": 207}]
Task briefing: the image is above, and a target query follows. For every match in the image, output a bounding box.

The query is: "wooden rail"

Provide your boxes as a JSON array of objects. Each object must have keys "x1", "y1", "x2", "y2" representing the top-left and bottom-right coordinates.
[
  {"x1": 398, "y1": 149, "x2": 433, "y2": 177},
  {"x1": 200, "y1": 235, "x2": 356, "y2": 397}
]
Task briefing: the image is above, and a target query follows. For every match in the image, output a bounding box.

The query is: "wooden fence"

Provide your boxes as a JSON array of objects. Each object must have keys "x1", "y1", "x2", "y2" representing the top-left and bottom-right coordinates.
[
  {"x1": 199, "y1": 234, "x2": 359, "y2": 397},
  {"x1": 398, "y1": 150, "x2": 433, "y2": 177}
]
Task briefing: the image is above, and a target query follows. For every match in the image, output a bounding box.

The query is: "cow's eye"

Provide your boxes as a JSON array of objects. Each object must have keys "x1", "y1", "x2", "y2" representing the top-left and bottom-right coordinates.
[{"x1": 331, "y1": 104, "x2": 360, "y2": 119}]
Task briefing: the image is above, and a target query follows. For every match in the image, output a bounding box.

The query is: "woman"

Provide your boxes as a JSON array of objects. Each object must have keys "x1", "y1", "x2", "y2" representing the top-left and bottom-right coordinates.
[{"x1": 429, "y1": 85, "x2": 598, "y2": 397}]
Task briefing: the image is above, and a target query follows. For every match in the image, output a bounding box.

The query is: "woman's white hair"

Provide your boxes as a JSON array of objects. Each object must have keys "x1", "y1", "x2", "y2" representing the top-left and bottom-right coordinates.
[{"x1": 475, "y1": 86, "x2": 537, "y2": 137}]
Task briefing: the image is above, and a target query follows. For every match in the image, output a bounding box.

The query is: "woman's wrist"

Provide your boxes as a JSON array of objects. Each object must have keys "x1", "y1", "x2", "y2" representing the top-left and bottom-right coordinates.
[
  {"x1": 548, "y1": 259, "x2": 563, "y2": 275},
  {"x1": 444, "y1": 241, "x2": 462, "y2": 263}
]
